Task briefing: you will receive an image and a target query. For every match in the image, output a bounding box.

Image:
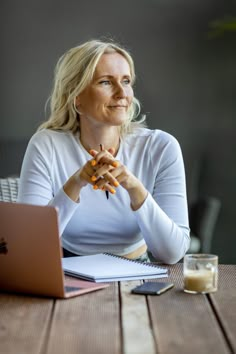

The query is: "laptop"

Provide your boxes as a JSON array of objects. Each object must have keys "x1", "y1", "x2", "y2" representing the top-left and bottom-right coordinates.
[{"x1": 0, "y1": 202, "x2": 109, "y2": 298}]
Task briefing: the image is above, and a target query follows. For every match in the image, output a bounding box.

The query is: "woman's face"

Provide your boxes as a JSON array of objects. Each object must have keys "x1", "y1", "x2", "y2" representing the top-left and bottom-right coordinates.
[{"x1": 76, "y1": 52, "x2": 134, "y2": 128}]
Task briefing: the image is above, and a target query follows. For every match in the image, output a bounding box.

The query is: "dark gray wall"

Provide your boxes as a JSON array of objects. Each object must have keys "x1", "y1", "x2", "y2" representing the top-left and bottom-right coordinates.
[{"x1": 1, "y1": 0, "x2": 236, "y2": 263}]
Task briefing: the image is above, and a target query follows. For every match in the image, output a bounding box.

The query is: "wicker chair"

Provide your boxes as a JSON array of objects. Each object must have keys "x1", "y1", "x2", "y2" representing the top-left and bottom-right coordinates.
[{"x1": 0, "y1": 177, "x2": 20, "y2": 202}]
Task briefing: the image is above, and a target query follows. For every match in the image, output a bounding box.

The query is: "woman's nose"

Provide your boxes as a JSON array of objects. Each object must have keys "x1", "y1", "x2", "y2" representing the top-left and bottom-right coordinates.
[{"x1": 114, "y1": 83, "x2": 126, "y2": 98}]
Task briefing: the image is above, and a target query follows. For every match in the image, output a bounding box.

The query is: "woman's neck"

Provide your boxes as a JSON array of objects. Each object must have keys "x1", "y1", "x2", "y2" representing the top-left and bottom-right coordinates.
[{"x1": 79, "y1": 125, "x2": 120, "y2": 156}]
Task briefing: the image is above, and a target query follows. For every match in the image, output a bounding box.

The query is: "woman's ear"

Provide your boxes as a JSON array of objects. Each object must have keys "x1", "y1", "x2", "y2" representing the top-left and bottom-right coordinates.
[
  {"x1": 75, "y1": 96, "x2": 80, "y2": 106},
  {"x1": 74, "y1": 96, "x2": 82, "y2": 115}
]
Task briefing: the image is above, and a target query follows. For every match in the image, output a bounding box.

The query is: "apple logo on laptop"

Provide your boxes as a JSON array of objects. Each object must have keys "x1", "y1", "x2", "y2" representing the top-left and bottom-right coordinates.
[{"x1": 0, "y1": 238, "x2": 8, "y2": 254}]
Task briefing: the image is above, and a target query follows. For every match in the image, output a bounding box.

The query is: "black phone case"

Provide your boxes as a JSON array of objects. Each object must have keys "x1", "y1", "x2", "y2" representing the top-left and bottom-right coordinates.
[{"x1": 131, "y1": 282, "x2": 174, "y2": 295}]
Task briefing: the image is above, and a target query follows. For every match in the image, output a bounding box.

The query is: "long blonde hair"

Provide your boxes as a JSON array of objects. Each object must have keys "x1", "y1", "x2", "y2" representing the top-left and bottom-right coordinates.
[{"x1": 38, "y1": 39, "x2": 146, "y2": 135}]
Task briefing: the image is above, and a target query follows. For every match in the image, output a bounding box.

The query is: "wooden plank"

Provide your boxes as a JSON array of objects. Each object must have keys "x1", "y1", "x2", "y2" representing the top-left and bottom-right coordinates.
[
  {"x1": 120, "y1": 280, "x2": 156, "y2": 354},
  {"x1": 0, "y1": 294, "x2": 53, "y2": 354},
  {"x1": 148, "y1": 264, "x2": 230, "y2": 354},
  {"x1": 46, "y1": 283, "x2": 121, "y2": 354},
  {"x1": 209, "y1": 265, "x2": 236, "y2": 354}
]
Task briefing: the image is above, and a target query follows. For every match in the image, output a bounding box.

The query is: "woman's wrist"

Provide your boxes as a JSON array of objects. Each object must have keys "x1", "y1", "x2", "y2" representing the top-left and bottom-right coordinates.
[
  {"x1": 128, "y1": 182, "x2": 148, "y2": 211},
  {"x1": 63, "y1": 174, "x2": 85, "y2": 203}
]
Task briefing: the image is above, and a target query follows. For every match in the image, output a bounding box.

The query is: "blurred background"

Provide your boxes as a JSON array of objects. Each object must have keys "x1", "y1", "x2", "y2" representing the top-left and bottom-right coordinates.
[{"x1": 0, "y1": 0, "x2": 235, "y2": 263}]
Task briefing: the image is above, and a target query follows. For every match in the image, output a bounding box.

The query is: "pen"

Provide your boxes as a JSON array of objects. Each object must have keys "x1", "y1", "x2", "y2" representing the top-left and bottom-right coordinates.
[{"x1": 100, "y1": 144, "x2": 109, "y2": 200}]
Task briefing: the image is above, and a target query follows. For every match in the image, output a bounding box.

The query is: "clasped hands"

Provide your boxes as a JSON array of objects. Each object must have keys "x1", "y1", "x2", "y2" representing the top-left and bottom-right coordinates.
[
  {"x1": 76, "y1": 145, "x2": 138, "y2": 195},
  {"x1": 89, "y1": 146, "x2": 119, "y2": 195},
  {"x1": 70, "y1": 146, "x2": 148, "y2": 209}
]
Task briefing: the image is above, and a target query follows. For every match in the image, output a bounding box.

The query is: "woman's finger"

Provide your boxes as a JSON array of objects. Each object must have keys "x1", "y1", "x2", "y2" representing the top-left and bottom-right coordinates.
[{"x1": 89, "y1": 148, "x2": 118, "y2": 167}]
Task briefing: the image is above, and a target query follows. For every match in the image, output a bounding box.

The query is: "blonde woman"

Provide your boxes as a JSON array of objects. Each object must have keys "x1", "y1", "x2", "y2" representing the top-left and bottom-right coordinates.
[{"x1": 18, "y1": 39, "x2": 190, "y2": 263}]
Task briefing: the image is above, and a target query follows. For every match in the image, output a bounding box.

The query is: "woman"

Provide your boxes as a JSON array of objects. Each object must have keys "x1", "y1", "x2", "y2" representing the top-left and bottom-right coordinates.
[{"x1": 18, "y1": 39, "x2": 190, "y2": 264}]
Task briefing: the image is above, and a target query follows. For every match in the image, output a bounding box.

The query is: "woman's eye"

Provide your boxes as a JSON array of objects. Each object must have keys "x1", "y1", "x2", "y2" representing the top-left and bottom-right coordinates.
[
  {"x1": 123, "y1": 79, "x2": 131, "y2": 85},
  {"x1": 99, "y1": 80, "x2": 111, "y2": 85}
]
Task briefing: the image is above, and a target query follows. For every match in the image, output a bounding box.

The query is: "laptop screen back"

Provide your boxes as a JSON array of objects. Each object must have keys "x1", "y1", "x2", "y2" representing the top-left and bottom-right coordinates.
[{"x1": 0, "y1": 202, "x2": 65, "y2": 297}]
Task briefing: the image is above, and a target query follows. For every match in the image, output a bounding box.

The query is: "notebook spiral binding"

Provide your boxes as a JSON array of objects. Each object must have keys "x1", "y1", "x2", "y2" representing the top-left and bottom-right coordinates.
[{"x1": 103, "y1": 253, "x2": 162, "y2": 269}]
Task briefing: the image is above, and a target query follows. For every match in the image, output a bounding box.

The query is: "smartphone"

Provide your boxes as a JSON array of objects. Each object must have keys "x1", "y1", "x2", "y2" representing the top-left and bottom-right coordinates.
[{"x1": 131, "y1": 282, "x2": 174, "y2": 295}]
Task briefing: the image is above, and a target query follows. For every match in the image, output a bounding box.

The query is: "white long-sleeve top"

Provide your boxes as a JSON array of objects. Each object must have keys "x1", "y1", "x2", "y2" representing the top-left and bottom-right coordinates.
[{"x1": 18, "y1": 127, "x2": 190, "y2": 264}]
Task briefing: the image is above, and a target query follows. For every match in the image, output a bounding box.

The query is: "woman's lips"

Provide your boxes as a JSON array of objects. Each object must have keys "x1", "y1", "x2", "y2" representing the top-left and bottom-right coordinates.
[{"x1": 108, "y1": 105, "x2": 127, "y2": 109}]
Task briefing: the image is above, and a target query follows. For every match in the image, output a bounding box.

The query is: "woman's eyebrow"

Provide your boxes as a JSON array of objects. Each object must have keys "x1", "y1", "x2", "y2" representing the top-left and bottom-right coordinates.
[
  {"x1": 95, "y1": 75, "x2": 113, "y2": 79},
  {"x1": 94, "y1": 74, "x2": 131, "y2": 80}
]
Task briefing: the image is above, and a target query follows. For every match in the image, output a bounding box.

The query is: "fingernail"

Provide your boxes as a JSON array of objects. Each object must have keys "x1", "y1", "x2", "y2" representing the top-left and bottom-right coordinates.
[
  {"x1": 91, "y1": 176, "x2": 97, "y2": 182},
  {"x1": 110, "y1": 188, "x2": 116, "y2": 194},
  {"x1": 93, "y1": 185, "x2": 99, "y2": 190},
  {"x1": 113, "y1": 181, "x2": 119, "y2": 187},
  {"x1": 112, "y1": 161, "x2": 119, "y2": 168},
  {"x1": 91, "y1": 160, "x2": 97, "y2": 166}
]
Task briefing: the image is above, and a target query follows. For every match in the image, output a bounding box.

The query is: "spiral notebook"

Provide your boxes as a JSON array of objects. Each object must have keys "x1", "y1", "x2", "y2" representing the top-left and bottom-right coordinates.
[{"x1": 62, "y1": 253, "x2": 168, "y2": 282}]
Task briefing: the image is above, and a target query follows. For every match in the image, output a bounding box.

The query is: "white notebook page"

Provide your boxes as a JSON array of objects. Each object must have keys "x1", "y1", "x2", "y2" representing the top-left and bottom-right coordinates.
[{"x1": 62, "y1": 253, "x2": 168, "y2": 282}]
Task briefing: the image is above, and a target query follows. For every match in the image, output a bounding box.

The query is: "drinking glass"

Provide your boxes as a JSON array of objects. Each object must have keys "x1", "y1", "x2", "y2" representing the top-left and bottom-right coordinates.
[{"x1": 183, "y1": 254, "x2": 218, "y2": 294}]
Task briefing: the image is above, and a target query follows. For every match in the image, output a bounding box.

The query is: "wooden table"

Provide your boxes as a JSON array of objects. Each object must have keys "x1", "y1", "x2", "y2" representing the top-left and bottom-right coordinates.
[{"x1": 1, "y1": 264, "x2": 235, "y2": 354}]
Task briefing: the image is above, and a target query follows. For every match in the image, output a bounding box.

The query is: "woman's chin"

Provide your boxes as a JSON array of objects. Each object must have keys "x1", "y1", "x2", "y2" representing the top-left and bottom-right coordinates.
[{"x1": 108, "y1": 113, "x2": 128, "y2": 126}]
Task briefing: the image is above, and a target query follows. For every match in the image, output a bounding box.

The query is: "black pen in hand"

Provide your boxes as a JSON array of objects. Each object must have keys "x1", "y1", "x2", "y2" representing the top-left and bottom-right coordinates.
[{"x1": 100, "y1": 144, "x2": 109, "y2": 200}]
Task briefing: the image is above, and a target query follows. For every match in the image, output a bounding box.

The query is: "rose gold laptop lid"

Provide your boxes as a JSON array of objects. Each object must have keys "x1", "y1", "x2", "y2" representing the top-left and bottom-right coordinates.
[{"x1": 0, "y1": 202, "x2": 108, "y2": 298}]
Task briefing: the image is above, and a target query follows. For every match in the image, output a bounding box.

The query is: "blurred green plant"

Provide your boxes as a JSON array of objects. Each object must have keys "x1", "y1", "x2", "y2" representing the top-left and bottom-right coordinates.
[{"x1": 208, "y1": 16, "x2": 236, "y2": 38}]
